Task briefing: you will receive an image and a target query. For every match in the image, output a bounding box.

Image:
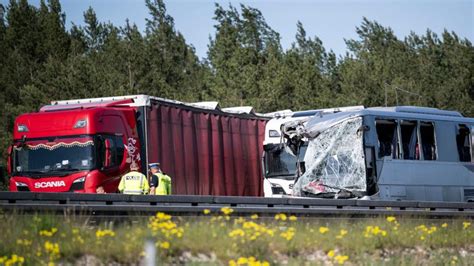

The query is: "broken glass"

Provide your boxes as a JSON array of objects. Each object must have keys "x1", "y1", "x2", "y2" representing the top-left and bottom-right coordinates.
[{"x1": 292, "y1": 117, "x2": 366, "y2": 198}]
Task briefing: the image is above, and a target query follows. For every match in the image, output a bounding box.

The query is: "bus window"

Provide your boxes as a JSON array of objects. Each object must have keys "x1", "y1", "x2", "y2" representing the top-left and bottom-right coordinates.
[
  {"x1": 457, "y1": 124, "x2": 472, "y2": 162},
  {"x1": 375, "y1": 120, "x2": 398, "y2": 159},
  {"x1": 400, "y1": 121, "x2": 419, "y2": 160},
  {"x1": 420, "y1": 122, "x2": 437, "y2": 160},
  {"x1": 472, "y1": 126, "x2": 474, "y2": 163}
]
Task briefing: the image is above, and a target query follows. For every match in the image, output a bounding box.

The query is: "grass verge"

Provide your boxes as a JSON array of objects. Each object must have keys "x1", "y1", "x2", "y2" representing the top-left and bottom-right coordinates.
[{"x1": 0, "y1": 209, "x2": 473, "y2": 265}]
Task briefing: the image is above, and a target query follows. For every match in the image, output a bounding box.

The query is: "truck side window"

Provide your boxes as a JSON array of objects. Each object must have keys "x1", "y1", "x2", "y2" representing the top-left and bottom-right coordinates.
[
  {"x1": 100, "y1": 135, "x2": 120, "y2": 168},
  {"x1": 457, "y1": 124, "x2": 472, "y2": 162},
  {"x1": 420, "y1": 122, "x2": 437, "y2": 160},
  {"x1": 375, "y1": 120, "x2": 398, "y2": 159},
  {"x1": 115, "y1": 136, "x2": 124, "y2": 166},
  {"x1": 400, "y1": 121, "x2": 419, "y2": 160}
]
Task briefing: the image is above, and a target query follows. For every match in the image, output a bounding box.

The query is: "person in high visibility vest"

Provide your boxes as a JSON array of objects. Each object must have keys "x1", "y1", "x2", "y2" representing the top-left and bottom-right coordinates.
[
  {"x1": 148, "y1": 163, "x2": 172, "y2": 195},
  {"x1": 118, "y1": 164, "x2": 149, "y2": 195}
]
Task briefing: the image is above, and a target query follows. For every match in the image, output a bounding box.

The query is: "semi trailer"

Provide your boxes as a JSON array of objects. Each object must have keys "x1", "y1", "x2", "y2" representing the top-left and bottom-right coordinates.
[{"x1": 7, "y1": 95, "x2": 268, "y2": 195}]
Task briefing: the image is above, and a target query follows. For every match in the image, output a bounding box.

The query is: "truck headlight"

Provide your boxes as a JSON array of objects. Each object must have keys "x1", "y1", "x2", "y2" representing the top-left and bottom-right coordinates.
[
  {"x1": 15, "y1": 182, "x2": 29, "y2": 191},
  {"x1": 73, "y1": 176, "x2": 86, "y2": 183},
  {"x1": 73, "y1": 119, "x2": 87, "y2": 128},
  {"x1": 15, "y1": 182, "x2": 28, "y2": 187},
  {"x1": 269, "y1": 130, "x2": 280, "y2": 138},
  {"x1": 70, "y1": 176, "x2": 86, "y2": 191},
  {"x1": 17, "y1": 124, "x2": 29, "y2": 132}
]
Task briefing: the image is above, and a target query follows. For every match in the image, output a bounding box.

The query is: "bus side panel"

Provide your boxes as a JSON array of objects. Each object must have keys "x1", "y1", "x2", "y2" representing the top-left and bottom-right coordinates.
[
  {"x1": 377, "y1": 160, "x2": 470, "y2": 201},
  {"x1": 146, "y1": 102, "x2": 267, "y2": 196},
  {"x1": 373, "y1": 120, "x2": 474, "y2": 202}
]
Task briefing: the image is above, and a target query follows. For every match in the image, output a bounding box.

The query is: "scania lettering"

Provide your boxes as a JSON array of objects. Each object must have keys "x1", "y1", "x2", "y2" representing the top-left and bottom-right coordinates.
[
  {"x1": 35, "y1": 181, "x2": 66, "y2": 189},
  {"x1": 7, "y1": 95, "x2": 268, "y2": 195}
]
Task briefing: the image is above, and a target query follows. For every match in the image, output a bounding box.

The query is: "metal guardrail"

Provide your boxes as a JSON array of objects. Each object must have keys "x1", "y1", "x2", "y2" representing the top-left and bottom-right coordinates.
[{"x1": 0, "y1": 192, "x2": 473, "y2": 218}]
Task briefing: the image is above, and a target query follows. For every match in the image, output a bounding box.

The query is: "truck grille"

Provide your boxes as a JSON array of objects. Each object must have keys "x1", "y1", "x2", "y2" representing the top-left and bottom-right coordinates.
[{"x1": 271, "y1": 186, "x2": 286, "y2": 195}]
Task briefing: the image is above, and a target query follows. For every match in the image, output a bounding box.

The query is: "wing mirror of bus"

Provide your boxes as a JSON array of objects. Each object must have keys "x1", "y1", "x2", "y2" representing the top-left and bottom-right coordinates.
[
  {"x1": 103, "y1": 139, "x2": 112, "y2": 168},
  {"x1": 6, "y1": 145, "x2": 12, "y2": 174}
]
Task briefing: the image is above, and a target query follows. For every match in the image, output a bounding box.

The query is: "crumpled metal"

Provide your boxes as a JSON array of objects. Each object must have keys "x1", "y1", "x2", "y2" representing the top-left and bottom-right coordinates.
[{"x1": 292, "y1": 117, "x2": 366, "y2": 197}]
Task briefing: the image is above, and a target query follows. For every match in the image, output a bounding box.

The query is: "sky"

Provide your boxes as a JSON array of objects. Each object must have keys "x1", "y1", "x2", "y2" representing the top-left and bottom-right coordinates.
[{"x1": 4, "y1": 0, "x2": 473, "y2": 59}]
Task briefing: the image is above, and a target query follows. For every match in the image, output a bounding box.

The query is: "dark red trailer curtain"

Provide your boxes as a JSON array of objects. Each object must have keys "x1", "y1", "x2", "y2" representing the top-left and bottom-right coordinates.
[{"x1": 146, "y1": 103, "x2": 267, "y2": 196}]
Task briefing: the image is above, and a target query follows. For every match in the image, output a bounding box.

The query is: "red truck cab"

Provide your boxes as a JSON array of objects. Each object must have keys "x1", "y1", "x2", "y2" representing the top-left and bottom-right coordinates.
[{"x1": 7, "y1": 100, "x2": 140, "y2": 193}]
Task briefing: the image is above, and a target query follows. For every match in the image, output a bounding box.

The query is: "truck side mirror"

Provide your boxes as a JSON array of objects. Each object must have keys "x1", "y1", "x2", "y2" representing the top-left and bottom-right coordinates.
[
  {"x1": 6, "y1": 145, "x2": 12, "y2": 174},
  {"x1": 104, "y1": 139, "x2": 112, "y2": 168}
]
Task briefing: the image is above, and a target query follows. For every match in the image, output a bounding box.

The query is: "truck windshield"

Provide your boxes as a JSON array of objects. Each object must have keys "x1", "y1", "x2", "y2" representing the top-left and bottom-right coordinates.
[
  {"x1": 12, "y1": 136, "x2": 96, "y2": 176},
  {"x1": 264, "y1": 144, "x2": 307, "y2": 180}
]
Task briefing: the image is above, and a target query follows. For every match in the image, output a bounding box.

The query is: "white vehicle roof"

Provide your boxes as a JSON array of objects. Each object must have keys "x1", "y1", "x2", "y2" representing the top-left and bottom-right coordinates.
[{"x1": 264, "y1": 106, "x2": 364, "y2": 144}]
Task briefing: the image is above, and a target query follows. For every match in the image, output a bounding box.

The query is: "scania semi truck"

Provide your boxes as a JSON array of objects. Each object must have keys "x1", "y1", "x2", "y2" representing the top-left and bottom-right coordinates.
[{"x1": 7, "y1": 95, "x2": 268, "y2": 195}]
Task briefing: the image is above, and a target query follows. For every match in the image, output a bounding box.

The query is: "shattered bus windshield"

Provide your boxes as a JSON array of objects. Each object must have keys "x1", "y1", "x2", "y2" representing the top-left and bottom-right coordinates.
[
  {"x1": 13, "y1": 137, "x2": 96, "y2": 176},
  {"x1": 293, "y1": 117, "x2": 366, "y2": 197},
  {"x1": 264, "y1": 144, "x2": 307, "y2": 180}
]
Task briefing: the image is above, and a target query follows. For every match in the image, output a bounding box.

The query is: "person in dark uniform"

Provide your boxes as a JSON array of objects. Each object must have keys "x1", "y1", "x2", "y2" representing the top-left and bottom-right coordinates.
[{"x1": 148, "y1": 163, "x2": 172, "y2": 195}]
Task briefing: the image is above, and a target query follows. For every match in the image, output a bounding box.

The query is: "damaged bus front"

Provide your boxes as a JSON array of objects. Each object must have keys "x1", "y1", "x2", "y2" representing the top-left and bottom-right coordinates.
[
  {"x1": 263, "y1": 106, "x2": 365, "y2": 197},
  {"x1": 285, "y1": 113, "x2": 369, "y2": 199},
  {"x1": 285, "y1": 107, "x2": 474, "y2": 201}
]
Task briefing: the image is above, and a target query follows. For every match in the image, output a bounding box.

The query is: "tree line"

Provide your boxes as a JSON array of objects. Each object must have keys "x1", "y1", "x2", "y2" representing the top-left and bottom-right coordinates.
[{"x1": 0, "y1": 0, "x2": 473, "y2": 182}]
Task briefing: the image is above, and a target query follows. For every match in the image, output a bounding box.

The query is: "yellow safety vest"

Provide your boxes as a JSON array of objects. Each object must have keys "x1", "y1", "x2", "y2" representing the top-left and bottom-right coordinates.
[
  {"x1": 118, "y1": 171, "x2": 149, "y2": 195},
  {"x1": 155, "y1": 173, "x2": 172, "y2": 195}
]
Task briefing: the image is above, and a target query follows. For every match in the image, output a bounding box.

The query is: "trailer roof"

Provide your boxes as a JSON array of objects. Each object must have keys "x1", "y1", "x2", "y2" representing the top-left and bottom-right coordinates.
[{"x1": 47, "y1": 94, "x2": 269, "y2": 119}]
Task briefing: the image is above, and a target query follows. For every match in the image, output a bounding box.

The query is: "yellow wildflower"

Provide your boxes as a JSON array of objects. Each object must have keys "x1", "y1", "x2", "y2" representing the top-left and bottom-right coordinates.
[
  {"x1": 229, "y1": 229, "x2": 245, "y2": 238},
  {"x1": 155, "y1": 212, "x2": 172, "y2": 221},
  {"x1": 221, "y1": 207, "x2": 234, "y2": 215},
  {"x1": 203, "y1": 209, "x2": 211, "y2": 215},
  {"x1": 364, "y1": 225, "x2": 387, "y2": 237},
  {"x1": 336, "y1": 229, "x2": 348, "y2": 239},
  {"x1": 95, "y1": 229, "x2": 115, "y2": 238},
  {"x1": 237, "y1": 257, "x2": 248, "y2": 264},
  {"x1": 327, "y1": 250, "x2": 335, "y2": 258},
  {"x1": 463, "y1": 222, "x2": 471, "y2": 229},
  {"x1": 319, "y1": 226, "x2": 329, "y2": 234},
  {"x1": 335, "y1": 255, "x2": 349, "y2": 265},
  {"x1": 2, "y1": 254, "x2": 26, "y2": 266},
  {"x1": 280, "y1": 230, "x2": 295, "y2": 241},
  {"x1": 427, "y1": 226, "x2": 437, "y2": 234},
  {"x1": 251, "y1": 214, "x2": 259, "y2": 219},
  {"x1": 39, "y1": 228, "x2": 58, "y2": 237},
  {"x1": 441, "y1": 223, "x2": 448, "y2": 228},
  {"x1": 289, "y1": 215, "x2": 297, "y2": 221},
  {"x1": 274, "y1": 213, "x2": 287, "y2": 221},
  {"x1": 386, "y1": 216, "x2": 396, "y2": 222},
  {"x1": 159, "y1": 241, "x2": 170, "y2": 249},
  {"x1": 44, "y1": 240, "x2": 60, "y2": 260}
]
